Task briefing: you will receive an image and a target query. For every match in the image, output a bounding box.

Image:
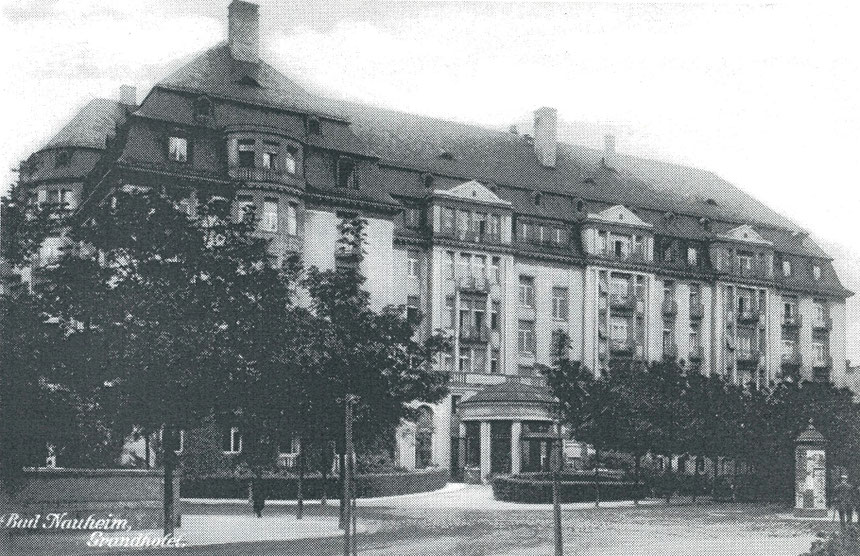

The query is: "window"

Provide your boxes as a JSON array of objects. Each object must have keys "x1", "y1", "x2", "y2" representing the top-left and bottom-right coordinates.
[
  {"x1": 60, "y1": 190, "x2": 74, "y2": 210},
  {"x1": 446, "y1": 251, "x2": 455, "y2": 279},
  {"x1": 451, "y1": 395, "x2": 461, "y2": 415},
  {"x1": 783, "y1": 339, "x2": 796, "y2": 356},
  {"x1": 222, "y1": 427, "x2": 242, "y2": 453},
  {"x1": 598, "y1": 231, "x2": 608, "y2": 254},
  {"x1": 689, "y1": 327, "x2": 700, "y2": 349},
  {"x1": 442, "y1": 350, "x2": 454, "y2": 372},
  {"x1": 442, "y1": 208, "x2": 455, "y2": 233},
  {"x1": 168, "y1": 136, "x2": 188, "y2": 163},
  {"x1": 457, "y1": 210, "x2": 470, "y2": 237},
  {"x1": 473, "y1": 347, "x2": 487, "y2": 373},
  {"x1": 262, "y1": 199, "x2": 278, "y2": 232},
  {"x1": 611, "y1": 276, "x2": 629, "y2": 297},
  {"x1": 610, "y1": 317, "x2": 628, "y2": 343},
  {"x1": 688, "y1": 246, "x2": 698, "y2": 266},
  {"x1": 446, "y1": 296, "x2": 455, "y2": 329},
  {"x1": 813, "y1": 342, "x2": 827, "y2": 364},
  {"x1": 307, "y1": 117, "x2": 321, "y2": 135},
  {"x1": 518, "y1": 320, "x2": 536, "y2": 354},
  {"x1": 238, "y1": 139, "x2": 255, "y2": 167},
  {"x1": 813, "y1": 265, "x2": 822, "y2": 280},
  {"x1": 337, "y1": 158, "x2": 358, "y2": 189},
  {"x1": 285, "y1": 148, "x2": 297, "y2": 174},
  {"x1": 404, "y1": 207, "x2": 422, "y2": 229},
  {"x1": 552, "y1": 287, "x2": 569, "y2": 321},
  {"x1": 194, "y1": 96, "x2": 213, "y2": 120},
  {"x1": 459, "y1": 253, "x2": 472, "y2": 279},
  {"x1": 782, "y1": 260, "x2": 791, "y2": 276},
  {"x1": 262, "y1": 142, "x2": 279, "y2": 170},
  {"x1": 160, "y1": 428, "x2": 184, "y2": 453},
  {"x1": 407, "y1": 250, "x2": 420, "y2": 278},
  {"x1": 474, "y1": 213, "x2": 487, "y2": 238},
  {"x1": 519, "y1": 222, "x2": 530, "y2": 242},
  {"x1": 491, "y1": 256, "x2": 501, "y2": 283},
  {"x1": 491, "y1": 301, "x2": 500, "y2": 331},
  {"x1": 286, "y1": 203, "x2": 297, "y2": 236},
  {"x1": 490, "y1": 215, "x2": 501, "y2": 238},
  {"x1": 459, "y1": 349, "x2": 472, "y2": 372},
  {"x1": 614, "y1": 239, "x2": 624, "y2": 257},
  {"x1": 459, "y1": 299, "x2": 472, "y2": 331},
  {"x1": 236, "y1": 195, "x2": 254, "y2": 222},
  {"x1": 490, "y1": 349, "x2": 500, "y2": 374},
  {"x1": 55, "y1": 150, "x2": 71, "y2": 167},
  {"x1": 739, "y1": 252, "x2": 753, "y2": 274},
  {"x1": 474, "y1": 255, "x2": 487, "y2": 280},
  {"x1": 407, "y1": 295, "x2": 419, "y2": 322},
  {"x1": 519, "y1": 276, "x2": 535, "y2": 308}
]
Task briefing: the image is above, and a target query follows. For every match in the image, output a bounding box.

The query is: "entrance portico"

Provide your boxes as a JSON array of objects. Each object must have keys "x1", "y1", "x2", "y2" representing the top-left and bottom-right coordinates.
[{"x1": 457, "y1": 381, "x2": 558, "y2": 483}]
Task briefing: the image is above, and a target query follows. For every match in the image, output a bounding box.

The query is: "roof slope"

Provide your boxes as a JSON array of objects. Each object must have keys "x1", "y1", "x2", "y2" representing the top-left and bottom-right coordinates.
[
  {"x1": 460, "y1": 381, "x2": 556, "y2": 405},
  {"x1": 43, "y1": 98, "x2": 127, "y2": 151}
]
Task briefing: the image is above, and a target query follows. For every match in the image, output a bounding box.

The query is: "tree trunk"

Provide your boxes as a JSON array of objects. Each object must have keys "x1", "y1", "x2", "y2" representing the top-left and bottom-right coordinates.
[
  {"x1": 339, "y1": 451, "x2": 346, "y2": 529},
  {"x1": 593, "y1": 447, "x2": 600, "y2": 507},
  {"x1": 321, "y1": 442, "x2": 329, "y2": 507},
  {"x1": 732, "y1": 458, "x2": 739, "y2": 502},
  {"x1": 712, "y1": 456, "x2": 720, "y2": 498},
  {"x1": 144, "y1": 433, "x2": 150, "y2": 470},
  {"x1": 665, "y1": 455, "x2": 672, "y2": 505},
  {"x1": 692, "y1": 456, "x2": 700, "y2": 503},
  {"x1": 297, "y1": 440, "x2": 304, "y2": 520},
  {"x1": 162, "y1": 431, "x2": 175, "y2": 537},
  {"x1": 634, "y1": 454, "x2": 642, "y2": 506}
]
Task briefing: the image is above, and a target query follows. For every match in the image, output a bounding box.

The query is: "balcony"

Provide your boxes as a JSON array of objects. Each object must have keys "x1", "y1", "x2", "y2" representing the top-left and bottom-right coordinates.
[
  {"x1": 334, "y1": 245, "x2": 363, "y2": 267},
  {"x1": 689, "y1": 302, "x2": 705, "y2": 320},
  {"x1": 689, "y1": 345, "x2": 705, "y2": 362},
  {"x1": 662, "y1": 299, "x2": 678, "y2": 317},
  {"x1": 610, "y1": 339, "x2": 636, "y2": 356},
  {"x1": 610, "y1": 294, "x2": 636, "y2": 313},
  {"x1": 736, "y1": 309, "x2": 761, "y2": 324},
  {"x1": 599, "y1": 247, "x2": 646, "y2": 263},
  {"x1": 459, "y1": 325, "x2": 490, "y2": 343},
  {"x1": 812, "y1": 317, "x2": 832, "y2": 331},
  {"x1": 448, "y1": 372, "x2": 507, "y2": 386},
  {"x1": 781, "y1": 351, "x2": 802, "y2": 368},
  {"x1": 736, "y1": 350, "x2": 761, "y2": 366},
  {"x1": 812, "y1": 355, "x2": 833, "y2": 369},
  {"x1": 457, "y1": 229, "x2": 502, "y2": 245},
  {"x1": 284, "y1": 234, "x2": 301, "y2": 254},
  {"x1": 662, "y1": 343, "x2": 678, "y2": 360},
  {"x1": 782, "y1": 314, "x2": 802, "y2": 329},
  {"x1": 458, "y1": 275, "x2": 490, "y2": 294},
  {"x1": 229, "y1": 166, "x2": 295, "y2": 185}
]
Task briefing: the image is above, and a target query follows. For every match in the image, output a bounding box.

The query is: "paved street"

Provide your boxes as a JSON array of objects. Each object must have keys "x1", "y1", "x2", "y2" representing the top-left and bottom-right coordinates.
[{"x1": 8, "y1": 485, "x2": 830, "y2": 556}]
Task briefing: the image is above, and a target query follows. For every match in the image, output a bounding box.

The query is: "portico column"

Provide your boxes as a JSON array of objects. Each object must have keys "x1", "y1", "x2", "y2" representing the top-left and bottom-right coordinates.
[
  {"x1": 511, "y1": 421, "x2": 522, "y2": 475},
  {"x1": 480, "y1": 421, "x2": 491, "y2": 482}
]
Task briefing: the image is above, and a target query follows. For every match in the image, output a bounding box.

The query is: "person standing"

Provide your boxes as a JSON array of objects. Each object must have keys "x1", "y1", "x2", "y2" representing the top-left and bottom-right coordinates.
[{"x1": 835, "y1": 474, "x2": 854, "y2": 529}]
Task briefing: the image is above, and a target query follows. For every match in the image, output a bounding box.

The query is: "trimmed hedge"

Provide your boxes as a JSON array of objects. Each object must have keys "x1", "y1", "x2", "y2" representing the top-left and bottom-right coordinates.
[
  {"x1": 182, "y1": 468, "x2": 448, "y2": 500},
  {"x1": 492, "y1": 474, "x2": 647, "y2": 503}
]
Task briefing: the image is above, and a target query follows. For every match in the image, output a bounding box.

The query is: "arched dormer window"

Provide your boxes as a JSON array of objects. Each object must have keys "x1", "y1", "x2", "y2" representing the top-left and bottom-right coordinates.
[
  {"x1": 193, "y1": 96, "x2": 214, "y2": 122},
  {"x1": 423, "y1": 173, "x2": 435, "y2": 188},
  {"x1": 307, "y1": 116, "x2": 321, "y2": 135}
]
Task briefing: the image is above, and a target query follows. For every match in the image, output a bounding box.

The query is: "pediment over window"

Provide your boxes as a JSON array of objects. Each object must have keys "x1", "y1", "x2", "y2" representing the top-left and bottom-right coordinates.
[
  {"x1": 586, "y1": 205, "x2": 652, "y2": 229},
  {"x1": 719, "y1": 224, "x2": 772, "y2": 246},
  {"x1": 434, "y1": 180, "x2": 511, "y2": 207}
]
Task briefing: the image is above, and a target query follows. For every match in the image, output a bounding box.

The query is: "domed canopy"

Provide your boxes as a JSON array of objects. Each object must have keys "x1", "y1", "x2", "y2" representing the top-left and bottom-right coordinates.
[
  {"x1": 459, "y1": 380, "x2": 558, "y2": 422},
  {"x1": 796, "y1": 421, "x2": 826, "y2": 445}
]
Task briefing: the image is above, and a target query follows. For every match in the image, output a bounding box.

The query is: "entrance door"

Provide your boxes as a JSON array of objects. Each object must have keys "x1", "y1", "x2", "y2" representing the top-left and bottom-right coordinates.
[{"x1": 490, "y1": 421, "x2": 512, "y2": 474}]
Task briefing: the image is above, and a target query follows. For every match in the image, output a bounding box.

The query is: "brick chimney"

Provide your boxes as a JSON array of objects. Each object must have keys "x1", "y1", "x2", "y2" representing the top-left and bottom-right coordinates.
[
  {"x1": 533, "y1": 107, "x2": 557, "y2": 168},
  {"x1": 118, "y1": 85, "x2": 137, "y2": 106},
  {"x1": 228, "y1": 0, "x2": 260, "y2": 63},
  {"x1": 603, "y1": 134, "x2": 617, "y2": 168}
]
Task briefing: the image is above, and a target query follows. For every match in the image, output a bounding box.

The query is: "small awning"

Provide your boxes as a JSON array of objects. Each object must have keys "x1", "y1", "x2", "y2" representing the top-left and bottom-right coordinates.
[{"x1": 459, "y1": 380, "x2": 558, "y2": 422}]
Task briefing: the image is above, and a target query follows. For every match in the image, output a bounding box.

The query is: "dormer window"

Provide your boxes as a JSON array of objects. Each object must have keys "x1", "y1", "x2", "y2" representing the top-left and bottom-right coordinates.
[
  {"x1": 337, "y1": 158, "x2": 358, "y2": 189},
  {"x1": 284, "y1": 147, "x2": 298, "y2": 174},
  {"x1": 193, "y1": 96, "x2": 214, "y2": 121},
  {"x1": 168, "y1": 136, "x2": 188, "y2": 163},
  {"x1": 782, "y1": 259, "x2": 791, "y2": 276},
  {"x1": 813, "y1": 265, "x2": 822, "y2": 280},
  {"x1": 262, "y1": 141, "x2": 279, "y2": 170},
  {"x1": 238, "y1": 139, "x2": 255, "y2": 168},
  {"x1": 55, "y1": 150, "x2": 71, "y2": 167},
  {"x1": 688, "y1": 246, "x2": 698, "y2": 266},
  {"x1": 307, "y1": 117, "x2": 321, "y2": 135}
]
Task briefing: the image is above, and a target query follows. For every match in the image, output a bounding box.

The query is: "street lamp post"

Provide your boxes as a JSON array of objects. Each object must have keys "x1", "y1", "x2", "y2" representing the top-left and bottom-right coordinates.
[
  {"x1": 343, "y1": 394, "x2": 357, "y2": 556},
  {"x1": 553, "y1": 421, "x2": 563, "y2": 556}
]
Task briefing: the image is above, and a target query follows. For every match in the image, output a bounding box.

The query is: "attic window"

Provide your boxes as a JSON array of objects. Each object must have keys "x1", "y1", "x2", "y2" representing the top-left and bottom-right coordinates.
[
  {"x1": 813, "y1": 265, "x2": 822, "y2": 280},
  {"x1": 307, "y1": 117, "x2": 321, "y2": 135},
  {"x1": 574, "y1": 199, "x2": 586, "y2": 213},
  {"x1": 168, "y1": 136, "x2": 188, "y2": 163},
  {"x1": 337, "y1": 158, "x2": 358, "y2": 189},
  {"x1": 704, "y1": 198, "x2": 718, "y2": 206},
  {"x1": 55, "y1": 150, "x2": 71, "y2": 167},
  {"x1": 193, "y1": 96, "x2": 213, "y2": 121},
  {"x1": 439, "y1": 151, "x2": 455, "y2": 161},
  {"x1": 423, "y1": 173, "x2": 435, "y2": 188},
  {"x1": 534, "y1": 192, "x2": 542, "y2": 206}
]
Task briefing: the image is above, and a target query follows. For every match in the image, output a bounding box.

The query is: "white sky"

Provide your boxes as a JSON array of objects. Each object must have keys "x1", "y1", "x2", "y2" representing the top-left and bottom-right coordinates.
[{"x1": 1, "y1": 0, "x2": 858, "y2": 359}]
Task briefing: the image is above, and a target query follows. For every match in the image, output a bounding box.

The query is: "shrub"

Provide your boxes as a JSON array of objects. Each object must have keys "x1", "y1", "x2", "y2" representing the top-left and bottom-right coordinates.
[
  {"x1": 492, "y1": 474, "x2": 647, "y2": 503},
  {"x1": 802, "y1": 527, "x2": 860, "y2": 556}
]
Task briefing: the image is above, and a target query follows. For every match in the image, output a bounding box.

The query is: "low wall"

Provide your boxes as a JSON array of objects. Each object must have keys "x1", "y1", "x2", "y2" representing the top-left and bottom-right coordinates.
[
  {"x1": 182, "y1": 468, "x2": 449, "y2": 500},
  {"x1": 3, "y1": 468, "x2": 180, "y2": 533},
  {"x1": 492, "y1": 474, "x2": 646, "y2": 504}
]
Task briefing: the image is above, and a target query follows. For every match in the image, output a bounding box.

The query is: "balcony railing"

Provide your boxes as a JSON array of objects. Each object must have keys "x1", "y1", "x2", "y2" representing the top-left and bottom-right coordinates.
[
  {"x1": 459, "y1": 325, "x2": 490, "y2": 343},
  {"x1": 736, "y1": 350, "x2": 762, "y2": 366},
  {"x1": 458, "y1": 275, "x2": 491, "y2": 294},
  {"x1": 782, "y1": 314, "x2": 802, "y2": 329},
  {"x1": 736, "y1": 309, "x2": 761, "y2": 324},
  {"x1": 610, "y1": 339, "x2": 636, "y2": 356},
  {"x1": 689, "y1": 302, "x2": 705, "y2": 320},
  {"x1": 662, "y1": 299, "x2": 678, "y2": 317},
  {"x1": 457, "y1": 229, "x2": 502, "y2": 245},
  {"x1": 781, "y1": 352, "x2": 802, "y2": 367},
  {"x1": 229, "y1": 166, "x2": 294, "y2": 184},
  {"x1": 689, "y1": 346, "x2": 705, "y2": 361},
  {"x1": 812, "y1": 355, "x2": 833, "y2": 369},
  {"x1": 812, "y1": 317, "x2": 832, "y2": 331},
  {"x1": 598, "y1": 247, "x2": 646, "y2": 263},
  {"x1": 610, "y1": 294, "x2": 636, "y2": 312},
  {"x1": 448, "y1": 372, "x2": 507, "y2": 386}
]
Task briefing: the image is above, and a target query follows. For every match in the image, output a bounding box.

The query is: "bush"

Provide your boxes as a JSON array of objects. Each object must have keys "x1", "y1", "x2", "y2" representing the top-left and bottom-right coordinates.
[
  {"x1": 802, "y1": 527, "x2": 860, "y2": 556},
  {"x1": 492, "y1": 474, "x2": 647, "y2": 503},
  {"x1": 181, "y1": 468, "x2": 448, "y2": 500}
]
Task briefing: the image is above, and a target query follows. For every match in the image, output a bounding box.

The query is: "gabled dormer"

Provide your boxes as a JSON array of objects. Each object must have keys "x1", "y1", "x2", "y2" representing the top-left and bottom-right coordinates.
[
  {"x1": 581, "y1": 205, "x2": 653, "y2": 262},
  {"x1": 712, "y1": 224, "x2": 774, "y2": 279},
  {"x1": 718, "y1": 224, "x2": 772, "y2": 246},
  {"x1": 432, "y1": 180, "x2": 512, "y2": 244}
]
